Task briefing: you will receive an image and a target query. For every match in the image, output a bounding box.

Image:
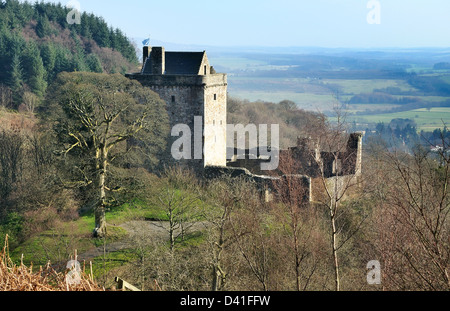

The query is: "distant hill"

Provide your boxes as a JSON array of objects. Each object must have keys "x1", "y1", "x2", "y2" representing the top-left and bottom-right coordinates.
[{"x1": 0, "y1": 0, "x2": 140, "y2": 109}]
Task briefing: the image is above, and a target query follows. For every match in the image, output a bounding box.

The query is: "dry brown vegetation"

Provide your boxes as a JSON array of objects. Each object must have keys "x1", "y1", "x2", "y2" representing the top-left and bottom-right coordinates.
[
  {"x1": 227, "y1": 97, "x2": 327, "y2": 149},
  {"x1": 0, "y1": 108, "x2": 37, "y2": 134},
  {"x1": 1, "y1": 235, "x2": 103, "y2": 291}
]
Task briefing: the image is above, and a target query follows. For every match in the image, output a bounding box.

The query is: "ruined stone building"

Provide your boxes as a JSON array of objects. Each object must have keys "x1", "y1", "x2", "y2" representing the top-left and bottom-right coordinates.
[
  {"x1": 278, "y1": 132, "x2": 364, "y2": 202},
  {"x1": 224, "y1": 132, "x2": 364, "y2": 202},
  {"x1": 127, "y1": 45, "x2": 363, "y2": 203}
]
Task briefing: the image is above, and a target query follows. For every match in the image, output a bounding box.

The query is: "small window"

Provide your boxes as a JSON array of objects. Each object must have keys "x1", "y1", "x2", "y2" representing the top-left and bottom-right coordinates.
[
  {"x1": 213, "y1": 120, "x2": 216, "y2": 126},
  {"x1": 214, "y1": 94, "x2": 217, "y2": 100},
  {"x1": 171, "y1": 96, "x2": 176, "y2": 103},
  {"x1": 204, "y1": 65, "x2": 207, "y2": 75}
]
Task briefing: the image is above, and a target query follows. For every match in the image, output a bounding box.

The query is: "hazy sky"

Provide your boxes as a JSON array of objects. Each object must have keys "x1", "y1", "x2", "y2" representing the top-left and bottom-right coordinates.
[{"x1": 28, "y1": 0, "x2": 450, "y2": 48}]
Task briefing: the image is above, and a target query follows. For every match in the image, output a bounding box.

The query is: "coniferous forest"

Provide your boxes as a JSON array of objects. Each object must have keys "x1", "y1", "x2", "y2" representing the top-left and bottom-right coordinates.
[{"x1": 0, "y1": 0, "x2": 139, "y2": 110}]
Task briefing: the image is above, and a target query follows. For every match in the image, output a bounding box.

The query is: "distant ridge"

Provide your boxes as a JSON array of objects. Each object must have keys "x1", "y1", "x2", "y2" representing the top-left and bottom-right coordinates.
[{"x1": 132, "y1": 38, "x2": 450, "y2": 60}]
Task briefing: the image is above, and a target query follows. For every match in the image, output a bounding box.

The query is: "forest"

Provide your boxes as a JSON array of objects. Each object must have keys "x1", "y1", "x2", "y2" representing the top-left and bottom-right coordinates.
[
  {"x1": 0, "y1": 0, "x2": 139, "y2": 111},
  {"x1": 0, "y1": 1, "x2": 449, "y2": 292}
]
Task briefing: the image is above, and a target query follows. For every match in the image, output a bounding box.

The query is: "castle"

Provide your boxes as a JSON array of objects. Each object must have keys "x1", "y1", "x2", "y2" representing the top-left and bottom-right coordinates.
[
  {"x1": 126, "y1": 46, "x2": 227, "y2": 171},
  {"x1": 127, "y1": 45, "x2": 363, "y2": 202}
]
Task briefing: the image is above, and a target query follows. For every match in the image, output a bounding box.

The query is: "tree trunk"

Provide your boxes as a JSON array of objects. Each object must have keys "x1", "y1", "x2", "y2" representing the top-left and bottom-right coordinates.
[
  {"x1": 94, "y1": 146, "x2": 108, "y2": 238},
  {"x1": 211, "y1": 226, "x2": 225, "y2": 291},
  {"x1": 293, "y1": 222, "x2": 301, "y2": 291},
  {"x1": 211, "y1": 265, "x2": 219, "y2": 292},
  {"x1": 169, "y1": 226, "x2": 175, "y2": 252},
  {"x1": 330, "y1": 206, "x2": 340, "y2": 291}
]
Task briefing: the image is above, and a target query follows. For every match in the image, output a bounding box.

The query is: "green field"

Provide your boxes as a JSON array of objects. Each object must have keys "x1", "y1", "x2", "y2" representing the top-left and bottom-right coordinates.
[
  {"x1": 231, "y1": 91, "x2": 337, "y2": 111},
  {"x1": 214, "y1": 53, "x2": 450, "y2": 133},
  {"x1": 228, "y1": 77, "x2": 421, "y2": 110},
  {"x1": 346, "y1": 103, "x2": 402, "y2": 113},
  {"x1": 347, "y1": 108, "x2": 450, "y2": 131},
  {"x1": 321, "y1": 79, "x2": 418, "y2": 94},
  {"x1": 229, "y1": 77, "x2": 415, "y2": 95}
]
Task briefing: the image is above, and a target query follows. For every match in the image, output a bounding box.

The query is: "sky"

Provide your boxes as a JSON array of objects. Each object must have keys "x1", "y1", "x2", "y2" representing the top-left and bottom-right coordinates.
[{"x1": 26, "y1": 0, "x2": 450, "y2": 48}]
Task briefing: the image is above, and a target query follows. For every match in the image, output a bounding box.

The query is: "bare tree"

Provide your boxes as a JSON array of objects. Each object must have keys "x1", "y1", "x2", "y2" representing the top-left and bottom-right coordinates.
[
  {"x1": 303, "y1": 107, "x2": 364, "y2": 291},
  {"x1": 156, "y1": 169, "x2": 200, "y2": 252},
  {"x1": 0, "y1": 130, "x2": 24, "y2": 213},
  {"x1": 0, "y1": 85, "x2": 13, "y2": 109},
  {"x1": 202, "y1": 176, "x2": 252, "y2": 291},
  {"x1": 48, "y1": 72, "x2": 168, "y2": 237},
  {"x1": 374, "y1": 134, "x2": 450, "y2": 290},
  {"x1": 22, "y1": 91, "x2": 39, "y2": 113},
  {"x1": 270, "y1": 152, "x2": 312, "y2": 291},
  {"x1": 228, "y1": 180, "x2": 272, "y2": 291}
]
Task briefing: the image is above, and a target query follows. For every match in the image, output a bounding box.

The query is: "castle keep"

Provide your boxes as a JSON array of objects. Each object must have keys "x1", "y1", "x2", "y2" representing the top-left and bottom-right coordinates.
[{"x1": 126, "y1": 46, "x2": 228, "y2": 170}]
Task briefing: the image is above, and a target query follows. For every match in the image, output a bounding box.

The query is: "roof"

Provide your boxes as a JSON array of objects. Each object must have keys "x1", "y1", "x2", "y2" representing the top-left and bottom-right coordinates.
[{"x1": 143, "y1": 51, "x2": 206, "y2": 75}]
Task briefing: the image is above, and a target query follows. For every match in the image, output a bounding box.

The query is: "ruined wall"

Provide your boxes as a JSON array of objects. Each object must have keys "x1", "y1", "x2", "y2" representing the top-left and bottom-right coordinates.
[
  {"x1": 343, "y1": 132, "x2": 363, "y2": 178},
  {"x1": 227, "y1": 158, "x2": 268, "y2": 175},
  {"x1": 225, "y1": 132, "x2": 364, "y2": 204},
  {"x1": 203, "y1": 165, "x2": 280, "y2": 202},
  {"x1": 310, "y1": 174, "x2": 362, "y2": 204}
]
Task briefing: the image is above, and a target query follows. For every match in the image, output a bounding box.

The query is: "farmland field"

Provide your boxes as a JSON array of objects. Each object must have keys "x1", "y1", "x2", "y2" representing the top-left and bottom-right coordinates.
[
  {"x1": 228, "y1": 77, "x2": 416, "y2": 112},
  {"x1": 346, "y1": 108, "x2": 450, "y2": 131},
  {"x1": 320, "y1": 79, "x2": 418, "y2": 94},
  {"x1": 230, "y1": 91, "x2": 337, "y2": 111},
  {"x1": 210, "y1": 50, "x2": 450, "y2": 133},
  {"x1": 228, "y1": 77, "x2": 414, "y2": 96}
]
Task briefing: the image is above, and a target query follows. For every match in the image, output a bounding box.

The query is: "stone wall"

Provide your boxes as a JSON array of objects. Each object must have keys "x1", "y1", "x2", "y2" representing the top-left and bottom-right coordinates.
[
  {"x1": 198, "y1": 53, "x2": 210, "y2": 76},
  {"x1": 204, "y1": 76, "x2": 227, "y2": 167},
  {"x1": 310, "y1": 174, "x2": 361, "y2": 204},
  {"x1": 203, "y1": 165, "x2": 311, "y2": 203}
]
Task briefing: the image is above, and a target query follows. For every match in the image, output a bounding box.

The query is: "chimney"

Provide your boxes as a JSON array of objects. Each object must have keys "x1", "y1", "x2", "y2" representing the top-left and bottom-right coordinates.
[
  {"x1": 143, "y1": 46, "x2": 151, "y2": 65},
  {"x1": 150, "y1": 47, "x2": 165, "y2": 75}
]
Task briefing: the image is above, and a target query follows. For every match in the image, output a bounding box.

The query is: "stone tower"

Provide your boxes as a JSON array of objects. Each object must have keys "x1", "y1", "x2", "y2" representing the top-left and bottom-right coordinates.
[{"x1": 126, "y1": 46, "x2": 228, "y2": 171}]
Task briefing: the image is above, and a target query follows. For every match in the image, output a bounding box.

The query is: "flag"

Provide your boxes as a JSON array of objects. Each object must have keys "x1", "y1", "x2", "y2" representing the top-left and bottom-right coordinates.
[{"x1": 142, "y1": 38, "x2": 150, "y2": 46}]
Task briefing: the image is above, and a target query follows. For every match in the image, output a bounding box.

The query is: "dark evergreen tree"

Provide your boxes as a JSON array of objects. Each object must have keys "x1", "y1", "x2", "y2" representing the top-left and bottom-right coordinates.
[
  {"x1": 20, "y1": 41, "x2": 47, "y2": 97},
  {"x1": 36, "y1": 14, "x2": 51, "y2": 38},
  {"x1": 86, "y1": 54, "x2": 103, "y2": 73},
  {"x1": 8, "y1": 53, "x2": 23, "y2": 106},
  {"x1": 94, "y1": 18, "x2": 111, "y2": 48},
  {"x1": 0, "y1": 0, "x2": 139, "y2": 103},
  {"x1": 40, "y1": 43, "x2": 56, "y2": 81},
  {"x1": 80, "y1": 12, "x2": 92, "y2": 40},
  {"x1": 53, "y1": 44, "x2": 72, "y2": 77}
]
